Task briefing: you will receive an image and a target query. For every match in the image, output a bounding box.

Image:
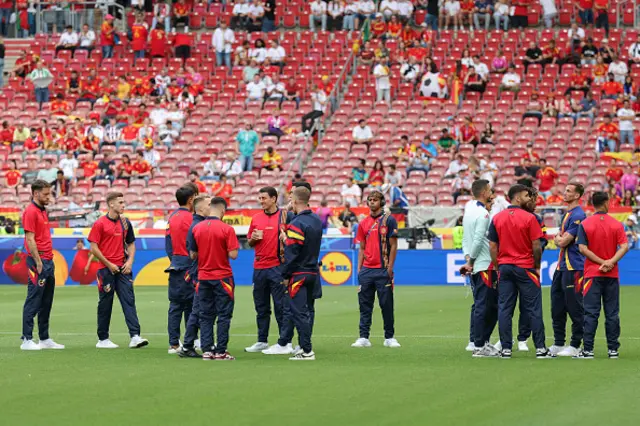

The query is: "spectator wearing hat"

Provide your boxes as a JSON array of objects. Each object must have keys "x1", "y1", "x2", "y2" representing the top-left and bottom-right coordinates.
[{"x1": 143, "y1": 140, "x2": 161, "y2": 168}]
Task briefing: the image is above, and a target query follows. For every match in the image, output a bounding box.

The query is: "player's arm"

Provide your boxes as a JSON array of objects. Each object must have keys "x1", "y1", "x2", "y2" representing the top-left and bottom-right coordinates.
[
  {"x1": 164, "y1": 220, "x2": 173, "y2": 260},
  {"x1": 576, "y1": 223, "x2": 606, "y2": 265},
  {"x1": 487, "y1": 220, "x2": 499, "y2": 269},
  {"x1": 90, "y1": 242, "x2": 119, "y2": 274},
  {"x1": 122, "y1": 222, "x2": 136, "y2": 274},
  {"x1": 25, "y1": 232, "x2": 43, "y2": 273},
  {"x1": 469, "y1": 214, "x2": 490, "y2": 264},
  {"x1": 532, "y1": 239, "x2": 542, "y2": 270},
  {"x1": 247, "y1": 218, "x2": 260, "y2": 247},
  {"x1": 282, "y1": 223, "x2": 305, "y2": 279},
  {"x1": 227, "y1": 228, "x2": 240, "y2": 260},
  {"x1": 387, "y1": 217, "x2": 399, "y2": 278},
  {"x1": 601, "y1": 224, "x2": 631, "y2": 271}
]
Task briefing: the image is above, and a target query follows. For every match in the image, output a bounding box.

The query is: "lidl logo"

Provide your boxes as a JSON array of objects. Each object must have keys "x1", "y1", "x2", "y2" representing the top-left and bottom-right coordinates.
[{"x1": 320, "y1": 252, "x2": 352, "y2": 286}]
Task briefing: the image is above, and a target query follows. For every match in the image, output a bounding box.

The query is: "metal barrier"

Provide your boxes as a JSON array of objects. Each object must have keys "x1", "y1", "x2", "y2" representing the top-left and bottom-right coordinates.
[{"x1": 34, "y1": 1, "x2": 126, "y2": 35}]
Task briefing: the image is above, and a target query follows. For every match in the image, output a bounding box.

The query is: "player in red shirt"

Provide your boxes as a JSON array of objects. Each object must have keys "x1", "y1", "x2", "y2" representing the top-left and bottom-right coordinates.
[
  {"x1": 488, "y1": 184, "x2": 552, "y2": 358},
  {"x1": 536, "y1": 158, "x2": 558, "y2": 198},
  {"x1": 88, "y1": 192, "x2": 148, "y2": 349},
  {"x1": 20, "y1": 180, "x2": 65, "y2": 350},
  {"x1": 188, "y1": 197, "x2": 240, "y2": 360},
  {"x1": 211, "y1": 174, "x2": 233, "y2": 206},
  {"x1": 244, "y1": 187, "x2": 290, "y2": 353},
  {"x1": 131, "y1": 15, "x2": 148, "y2": 62},
  {"x1": 351, "y1": 190, "x2": 400, "y2": 348},
  {"x1": 165, "y1": 185, "x2": 197, "y2": 353},
  {"x1": 576, "y1": 191, "x2": 629, "y2": 358}
]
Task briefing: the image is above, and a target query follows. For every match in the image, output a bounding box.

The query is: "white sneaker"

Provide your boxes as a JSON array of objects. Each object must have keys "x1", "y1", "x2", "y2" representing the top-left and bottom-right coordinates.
[
  {"x1": 293, "y1": 345, "x2": 301, "y2": 352},
  {"x1": 517, "y1": 341, "x2": 530, "y2": 352},
  {"x1": 493, "y1": 340, "x2": 502, "y2": 351},
  {"x1": 384, "y1": 338, "x2": 401, "y2": 348},
  {"x1": 351, "y1": 338, "x2": 372, "y2": 348},
  {"x1": 553, "y1": 345, "x2": 573, "y2": 356},
  {"x1": 129, "y1": 335, "x2": 149, "y2": 349},
  {"x1": 194, "y1": 339, "x2": 201, "y2": 350},
  {"x1": 38, "y1": 339, "x2": 65, "y2": 350},
  {"x1": 465, "y1": 341, "x2": 475, "y2": 352},
  {"x1": 262, "y1": 343, "x2": 294, "y2": 355},
  {"x1": 20, "y1": 339, "x2": 41, "y2": 351},
  {"x1": 168, "y1": 345, "x2": 181, "y2": 354},
  {"x1": 96, "y1": 339, "x2": 119, "y2": 349},
  {"x1": 289, "y1": 349, "x2": 316, "y2": 361},
  {"x1": 244, "y1": 342, "x2": 269, "y2": 353}
]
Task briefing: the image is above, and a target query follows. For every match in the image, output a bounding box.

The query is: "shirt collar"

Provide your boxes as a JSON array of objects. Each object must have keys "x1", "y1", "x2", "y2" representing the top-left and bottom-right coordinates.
[
  {"x1": 193, "y1": 214, "x2": 205, "y2": 220},
  {"x1": 476, "y1": 201, "x2": 485, "y2": 208},
  {"x1": 206, "y1": 216, "x2": 221, "y2": 221},
  {"x1": 105, "y1": 213, "x2": 119, "y2": 223},
  {"x1": 594, "y1": 211, "x2": 607, "y2": 215},
  {"x1": 507, "y1": 205, "x2": 522, "y2": 210},
  {"x1": 298, "y1": 209, "x2": 313, "y2": 216},
  {"x1": 31, "y1": 200, "x2": 45, "y2": 211},
  {"x1": 264, "y1": 208, "x2": 279, "y2": 217},
  {"x1": 177, "y1": 207, "x2": 189, "y2": 213}
]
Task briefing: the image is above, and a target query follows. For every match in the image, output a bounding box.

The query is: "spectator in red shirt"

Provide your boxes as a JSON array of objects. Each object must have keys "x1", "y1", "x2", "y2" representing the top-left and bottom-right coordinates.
[
  {"x1": 211, "y1": 174, "x2": 233, "y2": 206},
  {"x1": 173, "y1": 0, "x2": 190, "y2": 29},
  {"x1": 80, "y1": 152, "x2": 99, "y2": 180},
  {"x1": 63, "y1": 129, "x2": 80, "y2": 152},
  {"x1": 523, "y1": 142, "x2": 541, "y2": 164},
  {"x1": 0, "y1": 120, "x2": 13, "y2": 146},
  {"x1": 149, "y1": 24, "x2": 167, "y2": 58},
  {"x1": 131, "y1": 13, "x2": 148, "y2": 63},
  {"x1": 370, "y1": 14, "x2": 387, "y2": 39},
  {"x1": 596, "y1": 114, "x2": 619, "y2": 152},
  {"x1": 173, "y1": 28, "x2": 192, "y2": 60},
  {"x1": 536, "y1": 158, "x2": 558, "y2": 198},
  {"x1": 594, "y1": 0, "x2": 609, "y2": 37},
  {"x1": 116, "y1": 154, "x2": 134, "y2": 181},
  {"x1": 132, "y1": 151, "x2": 152, "y2": 180},
  {"x1": 386, "y1": 15, "x2": 402, "y2": 39},
  {"x1": 13, "y1": 50, "x2": 33, "y2": 79},
  {"x1": 577, "y1": 0, "x2": 594, "y2": 25},
  {"x1": 511, "y1": 0, "x2": 530, "y2": 28},
  {"x1": 546, "y1": 187, "x2": 564, "y2": 205},
  {"x1": 100, "y1": 14, "x2": 116, "y2": 59},
  {"x1": 542, "y1": 40, "x2": 562, "y2": 66},
  {"x1": 24, "y1": 128, "x2": 43, "y2": 155},
  {"x1": 601, "y1": 73, "x2": 623, "y2": 99},
  {"x1": 459, "y1": 116, "x2": 479, "y2": 148},
  {"x1": 189, "y1": 170, "x2": 207, "y2": 194},
  {"x1": 368, "y1": 160, "x2": 385, "y2": 187},
  {"x1": 5, "y1": 160, "x2": 21, "y2": 190},
  {"x1": 459, "y1": 0, "x2": 475, "y2": 30},
  {"x1": 606, "y1": 160, "x2": 624, "y2": 183},
  {"x1": 283, "y1": 76, "x2": 300, "y2": 109},
  {"x1": 565, "y1": 65, "x2": 590, "y2": 96}
]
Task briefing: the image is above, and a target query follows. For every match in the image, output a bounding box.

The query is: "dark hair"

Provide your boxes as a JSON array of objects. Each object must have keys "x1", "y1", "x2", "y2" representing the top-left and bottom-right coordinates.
[
  {"x1": 373, "y1": 160, "x2": 384, "y2": 171},
  {"x1": 508, "y1": 184, "x2": 530, "y2": 201},
  {"x1": 292, "y1": 180, "x2": 312, "y2": 192},
  {"x1": 259, "y1": 186, "x2": 278, "y2": 199},
  {"x1": 56, "y1": 170, "x2": 63, "y2": 175},
  {"x1": 211, "y1": 196, "x2": 228, "y2": 209},
  {"x1": 401, "y1": 135, "x2": 409, "y2": 141},
  {"x1": 31, "y1": 179, "x2": 51, "y2": 194},
  {"x1": 183, "y1": 182, "x2": 200, "y2": 196},
  {"x1": 368, "y1": 190, "x2": 385, "y2": 203},
  {"x1": 359, "y1": 158, "x2": 366, "y2": 166},
  {"x1": 471, "y1": 179, "x2": 490, "y2": 198},
  {"x1": 567, "y1": 182, "x2": 585, "y2": 197},
  {"x1": 591, "y1": 191, "x2": 609, "y2": 208},
  {"x1": 189, "y1": 170, "x2": 198, "y2": 177},
  {"x1": 106, "y1": 191, "x2": 124, "y2": 204},
  {"x1": 176, "y1": 185, "x2": 196, "y2": 206}
]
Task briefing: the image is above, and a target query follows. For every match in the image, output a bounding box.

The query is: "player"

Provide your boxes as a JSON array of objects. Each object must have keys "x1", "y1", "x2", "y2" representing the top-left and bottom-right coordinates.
[
  {"x1": 282, "y1": 187, "x2": 323, "y2": 360},
  {"x1": 461, "y1": 180, "x2": 499, "y2": 357},
  {"x1": 21, "y1": 180, "x2": 65, "y2": 350},
  {"x1": 188, "y1": 197, "x2": 239, "y2": 361},
  {"x1": 165, "y1": 185, "x2": 197, "y2": 354},
  {"x1": 244, "y1": 186, "x2": 290, "y2": 353},
  {"x1": 351, "y1": 190, "x2": 400, "y2": 348},
  {"x1": 488, "y1": 184, "x2": 552, "y2": 358},
  {"x1": 575, "y1": 191, "x2": 629, "y2": 359},
  {"x1": 179, "y1": 195, "x2": 211, "y2": 358},
  {"x1": 89, "y1": 192, "x2": 148, "y2": 349},
  {"x1": 552, "y1": 183, "x2": 587, "y2": 357}
]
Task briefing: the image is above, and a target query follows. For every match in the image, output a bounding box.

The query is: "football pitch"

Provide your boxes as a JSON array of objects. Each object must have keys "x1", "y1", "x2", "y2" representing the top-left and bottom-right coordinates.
[{"x1": 2, "y1": 285, "x2": 640, "y2": 426}]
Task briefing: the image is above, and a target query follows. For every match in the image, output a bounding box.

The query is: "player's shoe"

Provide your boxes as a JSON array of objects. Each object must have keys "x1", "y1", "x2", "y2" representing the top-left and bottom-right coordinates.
[
  {"x1": 289, "y1": 350, "x2": 316, "y2": 361},
  {"x1": 214, "y1": 352, "x2": 236, "y2": 360},
  {"x1": 384, "y1": 338, "x2": 401, "y2": 348},
  {"x1": 499, "y1": 349, "x2": 512, "y2": 359},
  {"x1": 96, "y1": 339, "x2": 119, "y2": 349},
  {"x1": 262, "y1": 343, "x2": 294, "y2": 355},
  {"x1": 608, "y1": 349, "x2": 619, "y2": 359},
  {"x1": 548, "y1": 344, "x2": 564, "y2": 356},
  {"x1": 574, "y1": 350, "x2": 594, "y2": 359},
  {"x1": 517, "y1": 341, "x2": 530, "y2": 352},
  {"x1": 20, "y1": 339, "x2": 41, "y2": 351},
  {"x1": 557, "y1": 346, "x2": 579, "y2": 357},
  {"x1": 129, "y1": 335, "x2": 149, "y2": 349},
  {"x1": 493, "y1": 340, "x2": 502, "y2": 351},
  {"x1": 472, "y1": 344, "x2": 499, "y2": 358},
  {"x1": 202, "y1": 351, "x2": 215, "y2": 360},
  {"x1": 194, "y1": 339, "x2": 201, "y2": 350},
  {"x1": 244, "y1": 342, "x2": 269, "y2": 353},
  {"x1": 536, "y1": 348, "x2": 556, "y2": 359},
  {"x1": 168, "y1": 345, "x2": 181, "y2": 354},
  {"x1": 465, "y1": 341, "x2": 475, "y2": 352},
  {"x1": 351, "y1": 338, "x2": 372, "y2": 348},
  {"x1": 178, "y1": 347, "x2": 201, "y2": 358},
  {"x1": 293, "y1": 345, "x2": 301, "y2": 352},
  {"x1": 38, "y1": 339, "x2": 65, "y2": 349}
]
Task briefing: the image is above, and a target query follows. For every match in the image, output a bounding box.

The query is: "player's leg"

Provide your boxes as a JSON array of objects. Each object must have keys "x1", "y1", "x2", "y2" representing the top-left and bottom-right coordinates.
[
  {"x1": 353, "y1": 268, "x2": 376, "y2": 347},
  {"x1": 198, "y1": 280, "x2": 216, "y2": 359},
  {"x1": 468, "y1": 299, "x2": 475, "y2": 351},
  {"x1": 36, "y1": 260, "x2": 64, "y2": 349},
  {"x1": 516, "y1": 295, "x2": 531, "y2": 350},
  {"x1": 288, "y1": 276, "x2": 314, "y2": 360},
  {"x1": 115, "y1": 273, "x2": 148, "y2": 348},
  {"x1": 550, "y1": 269, "x2": 567, "y2": 350},
  {"x1": 484, "y1": 273, "x2": 499, "y2": 344},
  {"x1": 515, "y1": 268, "x2": 549, "y2": 356},
  {"x1": 96, "y1": 269, "x2": 117, "y2": 348},
  {"x1": 374, "y1": 269, "x2": 398, "y2": 347},
  {"x1": 580, "y1": 278, "x2": 601, "y2": 357},
  {"x1": 471, "y1": 272, "x2": 491, "y2": 348},
  {"x1": 180, "y1": 287, "x2": 201, "y2": 357},
  {"x1": 601, "y1": 278, "x2": 620, "y2": 356},
  {"x1": 565, "y1": 271, "x2": 584, "y2": 352},
  {"x1": 248, "y1": 269, "x2": 271, "y2": 351},
  {"x1": 269, "y1": 267, "x2": 286, "y2": 335},
  {"x1": 213, "y1": 277, "x2": 235, "y2": 359},
  {"x1": 310, "y1": 273, "x2": 323, "y2": 333},
  {"x1": 167, "y1": 271, "x2": 180, "y2": 348},
  {"x1": 21, "y1": 257, "x2": 46, "y2": 349},
  {"x1": 497, "y1": 265, "x2": 517, "y2": 354}
]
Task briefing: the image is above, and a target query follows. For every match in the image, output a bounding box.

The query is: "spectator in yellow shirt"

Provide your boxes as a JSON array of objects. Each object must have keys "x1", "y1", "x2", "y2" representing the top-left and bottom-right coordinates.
[{"x1": 261, "y1": 146, "x2": 282, "y2": 171}]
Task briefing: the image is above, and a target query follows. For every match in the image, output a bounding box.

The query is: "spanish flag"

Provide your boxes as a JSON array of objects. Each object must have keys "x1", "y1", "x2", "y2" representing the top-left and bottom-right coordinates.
[{"x1": 601, "y1": 152, "x2": 640, "y2": 164}]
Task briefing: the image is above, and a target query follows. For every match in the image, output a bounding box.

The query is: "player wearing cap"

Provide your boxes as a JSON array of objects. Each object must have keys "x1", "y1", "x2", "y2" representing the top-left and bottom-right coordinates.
[
  {"x1": 188, "y1": 197, "x2": 239, "y2": 361},
  {"x1": 488, "y1": 184, "x2": 552, "y2": 358},
  {"x1": 351, "y1": 190, "x2": 400, "y2": 349},
  {"x1": 89, "y1": 192, "x2": 148, "y2": 349},
  {"x1": 165, "y1": 185, "x2": 197, "y2": 354},
  {"x1": 552, "y1": 183, "x2": 587, "y2": 358},
  {"x1": 575, "y1": 191, "x2": 629, "y2": 359},
  {"x1": 20, "y1": 180, "x2": 65, "y2": 351}
]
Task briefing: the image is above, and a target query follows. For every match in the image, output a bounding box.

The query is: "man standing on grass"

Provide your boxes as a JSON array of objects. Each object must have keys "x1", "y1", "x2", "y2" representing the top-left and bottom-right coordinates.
[
  {"x1": 178, "y1": 195, "x2": 211, "y2": 358},
  {"x1": 282, "y1": 187, "x2": 323, "y2": 360},
  {"x1": 460, "y1": 180, "x2": 499, "y2": 358},
  {"x1": 189, "y1": 197, "x2": 239, "y2": 361},
  {"x1": 351, "y1": 191, "x2": 400, "y2": 349},
  {"x1": 488, "y1": 184, "x2": 553, "y2": 359},
  {"x1": 165, "y1": 185, "x2": 197, "y2": 354},
  {"x1": 89, "y1": 192, "x2": 148, "y2": 349},
  {"x1": 21, "y1": 180, "x2": 65, "y2": 351},
  {"x1": 575, "y1": 191, "x2": 628, "y2": 359},
  {"x1": 552, "y1": 183, "x2": 587, "y2": 357},
  {"x1": 244, "y1": 186, "x2": 291, "y2": 354}
]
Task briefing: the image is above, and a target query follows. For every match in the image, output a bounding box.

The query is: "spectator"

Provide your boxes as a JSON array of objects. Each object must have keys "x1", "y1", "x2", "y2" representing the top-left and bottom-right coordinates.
[
  {"x1": 379, "y1": 0, "x2": 398, "y2": 21},
  {"x1": 211, "y1": 174, "x2": 233, "y2": 205},
  {"x1": 628, "y1": 34, "x2": 640, "y2": 68},
  {"x1": 352, "y1": 119, "x2": 373, "y2": 150},
  {"x1": 12, "y1": 122, "x2": 29, "y2": 145},
  {"x1": 437, "y1": 128, "x2": 457, "y2": 152},
  {"x1": 342, "y1": 0, "x2": 357, "y2": 30},
  {"x1": 480, "y1": 123, "x2": 495, "y2": 145},
  {"x1": 220, "y1": 152, "x2": 243, "y2": 179},
  {"x1": 581, "y1": 37, "x2": 598, "y2": 65},
  {"x1": 523, "y1": 42, "x2": 543, "y2": 73},
  {"x1": 443, "y1": 0, "x2": 461, "y2": 31},
  {"x1": 0, "y1": 121, "x2": 11, "y2": 145},
  {"x1": 243, "y1": 59, "x2": 261, "y2": 83},
  {"x1": 624, "y1": 214, "x2": 638, "y2": 248},
  {"x1": 459, "y1": 116, "x2": 479, "y2": 147},
  {"x1": 236, "y1": 122, "x2": 260, "y2": 172},
  {"x1": 283, "y1": 76, "x2": 301, "y2": 109},
  {"x1": 96, "y1": 152, "x2": 116, "y2": 183},
  {"x1": 55, "y1": 25, "x2": 78, "y2": 58},
  {"x1": 173, "y1": 27, "x2": 193, "y2": 61},
  {"x1": 567, "y1": 22, "x2": 586, "y2": 55},
  {"x1": 262, "y1": 0, "x2": 276, "y2": 32},
  {"x1": 264, "y1": 74, "x2": 286, "y2": 106},
  {"x1": 617, "y1": 99, "x2": 636, "y2": 146},
  {"x1": 576, "y1": 0, "x2": 594, "y2": 25},
  {"x1": 152, "y1": 0, "x2": 171, "y2": 33},
  {"x1": 301, "y1": 84, "x2": 327, "y2": 135},
  {"x1": 173, "y1": 0, "x2": 190, "y2": 30},
  {"x1": 352, "y1": 159, "x2": 370, "y2": 194},
  {"x1": 606, "y1": 159, "x2": 624, "y2": 183},
  {"x1": 463, "y1": 67, "x2": 485, "y2": 95},
  {"x1": 473, "y1": 0, "x2": 492, "y2": 30},
  {"x1": 385, "y1": 163, "x2": 404, "y2": 188},
  {"x1": 574, "y1": 91, "x2": 598, "y2": 121},
  {"x1": 336, "y1": 202, "x2": 359, "y2": 233},
  {"x1": 231, "y1": 0, "x2": 250, "y2": 29},
  {"x1": 138, "y1": 118, "x2": 156, "y2": 145},
  {"x1": 52, "y1": 171, "x2": 69, "y2": 198},
  {"x1": 499, "y1": 64, "x2": 521, "y2": 93},
  {"x1": 262, "y1": 110, "x2": 288, "y2": 141},
  {"x1": 542, "y1": 40, "x2": 562, "y2": 67},
  {"x1": 406, "y1": 148, "x2": 430, "y2": 176},
  {"x1": 266, "y1": 39, "x2": 286, "y2": 70},
  {"x1": 471, "y1": 55, "x2": 489, "y2": 81},
  {"x1": 132, "y1": 151, "x2": 152, "y2": 180},
  {"x1": 84, "y1": 118, "x2": 104, "y2": 144},
  {"x1": 21, "y1": 159, "x2": 38, "y2": 185},
  {"x1": 493, "y1": 0, "x2": 510, "y2": 30},
  {"x1": 622, "y1": 189, "x2": 637, "y2": 207},
  {"x1": 247, "y1": 0, "x2": 265, "y2": 32},
  {"x1": 445, "y1": 153, "x2": 467, "y2": 177},
  {"x1": 623, "y1": 76, "x2": 637, "y2": 100},
  {"x1": 419, "y1": 62, "x2": 447, "y2": 98},
  {"x1": 602, "y1": 73, "x2": 623, "y2": 99},
  {"x1": 202, "y1": 152, "x2": 222, "y2": 181},
  {"x1": 100, "y1": 14, "x2": 116, "y2": 59},
  {"x1": 79, "y1": 152, "x2": 98, "y2": 180},
  {"x1": 28, "y1": 61, "x2": 53, "y2": 107},
  {"x1": 373, "y1": 58, "x2": 391, "y2": 104},
  {"x1": 143, "y1": 141, "x2": 161, "y2": 169},
  {"x1": 341, "y1": 181, "x2": 363, "y2": 206},
  {"x1": 545, "y1": 186, "x2": 564, "y2": 205},
  {"x1": 540, "y1": 0, "x2": 558, "y2": 28},
  {"x1": 565, "y1": 65, "x2": 590, "y2": 96},
  {"x1": 59, "y1": 150, "x2": 79, "y2": 180},
  {"x1": 369, "y1": 160, "x2": 385, "y2": 187},
  {"x1": 594, "y1": 0, "x2": 609, "y2": 36},
  {"x1": 523, "y1": 141, "x2": 541, "y2": 163},
  {"x1": 355, "y1": 0, "x2": 376, "y2": 29},
  {"x1": 389, "y1": 184, "x2": 410, "y2": 213},
  {"x1": 310, "y1": 0, "x2": 327, "y2": 31},
  {"x1": 596, "y1": 114, "x2": 619, "y2": 152},
  {"x1": 536, "y1": 158, "x2": 558, "y2": 198},
  {"x1": 261, "y1": 146, "x2": 283, "y2": 171},
  {"x1": 618, "y1": 165, "x2": 638, "y2": 196},
  {"x1": 598, "y1": 38, "x2": 615, "y2": 64},
  {"x1": 149, "y1": 24, "x2": 168, "y2": 59},
  {"x1": 316, "y1": 200, "x2": 333, "y2": 232},
  {"x1": 400, "y1": 56, "x2": 421, "y2": 83},
  {"x1": 511, "y1": 0, "x2": 529, "y2": 28},
  {"x1": 113, "y1": 154, "x2": 132, "y2": 181},
  {"x1": 130, "y1": 13, "x2": 149, "y2": 63},
  {"x1": 608, "y1": 56, "x2": 628, "y2": 84},
  {"x1": 452, "y1": 168, "x2": 472, "y2": 203},
  {"x1": 4, "y1": 160, "x2": 21, "y2": 190},
  {"x1": 515, "y1": 157, "x2": 538, "y2": 186},
  {"x1": 212, "y1": 22, "x2": 235, "y2": 68},
  {"x1": 23, "y1": 127, "x2": 43, "y2": 155},
  {"x1": 234, "y1": 40, "x2": 251, "y2": 67},
  {"x1": 188, "y1": 170, "x2": 207, "y2": 194},
  {"x1": 245, "y1": 73, "x2": 266, "y2": 104}
]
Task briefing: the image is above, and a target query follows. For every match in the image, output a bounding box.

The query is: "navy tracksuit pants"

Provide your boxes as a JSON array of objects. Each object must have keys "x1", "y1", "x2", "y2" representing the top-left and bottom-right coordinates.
[
  {"x1": 551, "y1": 270, "x2": 584, "y2": 348},
  {"x1": 497, "y1": 265, "x2": 546, "y2": 351},
  {"x1": 582, "y1": 277, "x2": 620, "y2": 352},
  {"x1": 284, "y1": 272, "x2": 316, "y2": 353},
  {"x1": 278, "y1": 274, "x2": 321, "y2": 346},
  {"x1": 199, "y1": 277, "x2": 235, "y2": 354},
  {"x1": 22, "y1": 258, "x2": 56, "y2": 341},
  {"x1": 470, "y1": 271, "x2": 498, "y2": 347},
  {"x1": 252, "y1": 266, "x2": 287, "y2": 343},
  {"x1": 358, "y1": 267, "x2": 395, "y2": 340},
  {"x1": 97, "y1": 268, "x2": 142, "y2": 341},
  {"x1": 168, "y1": 270, "x2": 194, "y2": 346}
]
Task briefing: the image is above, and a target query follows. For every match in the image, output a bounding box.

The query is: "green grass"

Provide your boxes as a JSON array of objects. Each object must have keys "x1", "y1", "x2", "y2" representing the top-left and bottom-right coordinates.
[{"x1": 2, "y1": 285, "x2": 640, "y2": 425}]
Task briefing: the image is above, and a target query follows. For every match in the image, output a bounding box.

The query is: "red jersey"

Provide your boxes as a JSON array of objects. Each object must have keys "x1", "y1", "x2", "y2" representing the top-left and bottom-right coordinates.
[
  {"x1": 579, "y1": 0, "x2": 594, "y2": 8},
  {"x1": 371, "y1": 21, "x2": 387, "y2": 38},
  {"x1": 23, "y1": 137, "x2": 41, "y2": 151},
  {"x1": 543, "y1": 45, "x2": 561, "y2": 59},
  {"x1": 174, "y1": 32, "x2": 191, "y2": 47},
  {"x1": 166, "y1": 208, "x2": 193, "y2": 258},
  {"x1": 188, "y1": 217, "x2": 239, "y2": 280},
  {"x1": 602, "y1": 81, "x2": 623, "y2": 96},
  {"x1": 50, "y1": 100, "x2": 71, "y2": 116},
  {"x1": 100, "y1": 21, "x2": 115, "y2": 46},
  {"x1": 248, "y1": 209, "x2": 287, "y2": 269},
  {"x1": 81, "y1": 137, "x2": 96, "y2": 152},
  {"x1": 523, "y1": 152, "x2": 540, "y2": 162},
  {"x1": 81, "y1": 161, "x2": 98, "y2": 178},
  {"x1": 606, "y1": 167, "x2": 624, "y2": 182},
  {"x1": 577, "y1": 212, "x2": 626, "y2": 279},
  {"x1": 63, "y1": 137, "x2": 80, "y2": 151},
  {"x1": 194, "y1": 180, "x2": 206, "y2": 194},
  {"x1": 88, "y1": 215, "x2": 135, "y2": 267},
  {"x1": 23, "y1": 201, "x2": 53, "y2": 261},
  {"x1": 594, "y1": 0, "x2": 608, "y2": 11},
  {"x1": 122, "y1": 126, "x2": 139, "y2": 141},
  {"x1": 355, "y1": 213, "x2": 399, "y2": 269},
  {"x1": 570, "y1": 72, "x2": 588, "y2": 86},
  {"x1": 537, "y1": 167, "x2": 558, "y2": 192},
  {"x1": 131, "y1": 23, "x2": 148, "y2": 51},
  {"x1": 487, "y1": 206, "x2": 544, "y2": 269},
  {"x1": 133, "y1": 160, "x2": 151, "y2": 174},
  {"x1": 0, "y1": 128, "x2": 13, "y2": 144},
  {"x1": 174, "y1": 2, "x2": 189, "y2": 16},
  {"x1": 5, "y1": 169, "x2": 21, "y2": 186},
  {"x1": 211, "y1": 182, "x2": 232, "y2": 205},
  {"x1": 461, "y1": 0, "x2": 475, "y2": 10},
  {"x1": 149, "y1": 29, "x2": 167, "y2": 56},
  {"x1": 598, "y1": 122, "x2": 619, "y2": 137},
  {"x1": 546, "y1": 195, "x2": 564, "y2": 204},
  {"x1": 401, "y1": 28, "x2": 415, "y2": 44},
  {"x1": 387, "y1": 22, "x2": 402, "y2": 37},
  {"x1": 117, "y1": 162, "x2": 134, "y2": 175},
  {"x1": 513, "y1": 0, "x2": 529, "y2": 16}
]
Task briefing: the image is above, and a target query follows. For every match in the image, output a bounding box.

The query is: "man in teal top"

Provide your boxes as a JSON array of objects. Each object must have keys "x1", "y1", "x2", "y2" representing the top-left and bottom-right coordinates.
[{"x1": 236, "y1": 122, "x2": 260, "y2": 172}]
